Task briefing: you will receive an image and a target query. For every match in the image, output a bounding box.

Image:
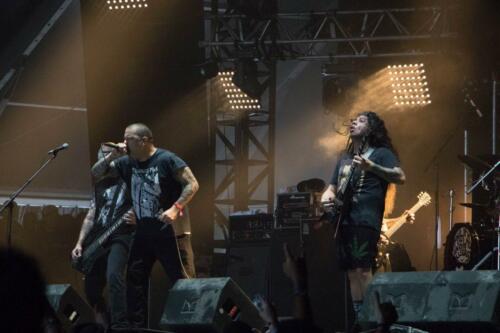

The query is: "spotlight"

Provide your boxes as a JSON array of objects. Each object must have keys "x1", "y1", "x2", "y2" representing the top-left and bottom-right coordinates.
[
  {"x1": 215, "y1": 70, "x2": 262, "y2": 112},
  {"x1": 232, "y1": 59, "x2": 265, "y2": 99},
  {"x1": 107, "y1": 0, "x2": 148, "y2": 10},
  {"x1": 386, "y1": 62, "x2": 431, "y2": 108}
]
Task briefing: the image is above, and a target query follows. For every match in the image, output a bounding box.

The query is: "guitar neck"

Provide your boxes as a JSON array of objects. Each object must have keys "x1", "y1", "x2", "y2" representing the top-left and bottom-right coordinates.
[
  {"x1": 85, "y1": 218, "x2": 125, "y2": 254},
  {"x1": 385, "y1": 201, "x2": 424, "y2": 238},
  {"x1": 98, "y1": 218, "x2": 125, "y2": 244}
]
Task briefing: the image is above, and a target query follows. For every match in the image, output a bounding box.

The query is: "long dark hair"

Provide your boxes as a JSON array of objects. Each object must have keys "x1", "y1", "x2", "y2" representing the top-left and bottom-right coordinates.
[
  {"x1": 345, "y1": 111, "x2": 399, "y2": 214},
  {"x1": 346, "y1": 111, "x2": 398, "y2": 158}
]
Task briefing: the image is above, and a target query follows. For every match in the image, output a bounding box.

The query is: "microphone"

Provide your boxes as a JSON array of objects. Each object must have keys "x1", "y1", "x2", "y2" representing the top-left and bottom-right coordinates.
[
  {"x1": 102, "y1": 142, "x2": 121, "y2": 150},
  {"x1": 48, "y1": 143, "x2": 69, "y2": 155}
]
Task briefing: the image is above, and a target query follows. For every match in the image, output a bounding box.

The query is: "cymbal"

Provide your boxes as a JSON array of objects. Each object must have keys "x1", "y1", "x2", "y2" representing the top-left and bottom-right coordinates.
[
  {"x1": 297, "y1": 178, "x2": 326, "y2": 193},
  {"x1": 460, "y1": 202, "x2": 489, "y2": 209},
  {"x1": 478, "y1": 154, "x2": 500, "y2": 168},
  {"x1": 458, "y1": 155, "x2": 492, "y2": 170},
  {"x1": 460, "y1": 202, "x2": 499, "y2": 217}
]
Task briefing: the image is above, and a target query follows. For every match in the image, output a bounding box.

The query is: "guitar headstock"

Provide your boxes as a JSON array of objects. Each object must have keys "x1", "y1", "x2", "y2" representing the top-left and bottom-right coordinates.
[{"x1": 417, "y1": 192, "x2": 432, "y2": 206}]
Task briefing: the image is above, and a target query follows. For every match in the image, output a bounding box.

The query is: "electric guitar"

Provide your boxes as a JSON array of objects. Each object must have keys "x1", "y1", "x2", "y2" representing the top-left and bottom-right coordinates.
[
  {"x1": 71, "y1": 212, "x2": 130, "y2": 275},
  {"x1": 384, "y1": 191, "x2": 431, "y2": 239},
  {"x1": 323, "y1": 137, "x2": 369, "y2": 234},
  {"x1": 375, "y1": 192, "x2": 431, "y2": 271}
]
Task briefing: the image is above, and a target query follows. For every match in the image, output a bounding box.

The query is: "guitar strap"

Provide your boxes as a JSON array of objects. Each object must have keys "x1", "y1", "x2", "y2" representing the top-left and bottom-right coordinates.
[
  {"x1": 103, "y1": 183, "x2": 122, "y2": 227},
  {"x1": 337, "y1": 147, "x2": 375, "y2": 189},
  {"x1": 351, "y1": 147, "x2": 375, "y2": 189}
]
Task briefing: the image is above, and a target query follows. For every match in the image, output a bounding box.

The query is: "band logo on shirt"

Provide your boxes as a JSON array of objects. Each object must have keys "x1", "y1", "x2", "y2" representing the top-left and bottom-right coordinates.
[{"x1": 131, "y1": 166, "x2": 161, "y2": 219}]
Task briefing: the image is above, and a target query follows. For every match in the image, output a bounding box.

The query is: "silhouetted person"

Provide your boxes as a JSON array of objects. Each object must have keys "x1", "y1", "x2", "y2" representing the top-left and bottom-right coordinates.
[{"x1": 0, "y1": 246, "x2": 61, "y2": 332}]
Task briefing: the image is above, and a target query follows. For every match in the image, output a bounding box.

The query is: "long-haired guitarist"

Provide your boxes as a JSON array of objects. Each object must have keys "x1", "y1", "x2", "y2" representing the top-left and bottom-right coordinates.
[
  {"x1": 320, "y1": 111, "x2": 406, "y2": 322},
  {"x1": 71, "y1": 144, "x2": 136, "y2": 329}
]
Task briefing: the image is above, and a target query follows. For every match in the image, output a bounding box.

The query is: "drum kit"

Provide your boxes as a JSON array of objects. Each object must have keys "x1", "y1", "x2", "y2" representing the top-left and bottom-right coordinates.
[{"x1": 444, "y1": 154, "x2": 500, "y2": 271}]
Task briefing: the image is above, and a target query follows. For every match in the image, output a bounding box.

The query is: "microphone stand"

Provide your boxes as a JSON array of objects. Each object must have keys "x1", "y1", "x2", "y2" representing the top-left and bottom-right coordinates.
[{"x1": 0, "y1": 151, "x2": 62, "y2": 249}]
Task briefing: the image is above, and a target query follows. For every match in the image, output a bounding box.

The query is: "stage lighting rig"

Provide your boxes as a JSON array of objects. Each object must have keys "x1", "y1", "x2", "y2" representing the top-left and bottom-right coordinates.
[
  {"x1": 231, "y1": 59, "x2": 265, "y2": 100},
  {"x1": 387, "y1": 63, "x2": 431, "y2": 107},
  {"x1": 107, "y1": 0, "x2": 148, "y2": 11},
  {"x1": 216, "y1": 71, "x2": 261, "y2": 111}
]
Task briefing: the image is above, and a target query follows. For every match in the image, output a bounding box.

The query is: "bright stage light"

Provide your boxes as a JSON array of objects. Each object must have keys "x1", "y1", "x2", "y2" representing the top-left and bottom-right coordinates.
[
  {"x1": 387, "y1": 63, "x2": 431, "y2": 108},
  {"x1": 215, "y1": 71, "x2": 261, "y2": 112},
  {"x1": 107, "y1": 0, "x2": 148, "y2": 10}
]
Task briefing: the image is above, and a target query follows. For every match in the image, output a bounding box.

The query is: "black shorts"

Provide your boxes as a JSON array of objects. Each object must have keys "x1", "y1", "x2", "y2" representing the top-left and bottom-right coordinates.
[{"x1": 337, "y1": 225, "x2": 380, "y2": 270}]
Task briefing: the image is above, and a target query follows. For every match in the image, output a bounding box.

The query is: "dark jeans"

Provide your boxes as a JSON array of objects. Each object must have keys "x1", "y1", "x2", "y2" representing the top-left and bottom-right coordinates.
[
  {"x1": 127, "y1": 234, "x2": 185, "y2": 328},
  {"x1": 176, "y1": 234, "x2": 196, "y2": 279},
  {"x1": 84, "y1": 235, "x2": 132, "y2": 328}
]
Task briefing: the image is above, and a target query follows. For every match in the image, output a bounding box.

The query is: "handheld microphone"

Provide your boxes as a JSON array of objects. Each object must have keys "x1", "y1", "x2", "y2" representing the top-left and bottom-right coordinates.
[
  {"x1": 102, "y1": 142, "x2": 121, "y2": 150},
  {"x1": 48, "y1": 143, "x2": 69, "y2": 155}
]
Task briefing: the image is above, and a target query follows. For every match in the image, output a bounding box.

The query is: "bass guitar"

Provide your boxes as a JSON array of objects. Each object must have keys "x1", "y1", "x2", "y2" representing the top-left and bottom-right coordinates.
[{"x1": 71, "y1": 213, "x2": 130, "y2": 275}]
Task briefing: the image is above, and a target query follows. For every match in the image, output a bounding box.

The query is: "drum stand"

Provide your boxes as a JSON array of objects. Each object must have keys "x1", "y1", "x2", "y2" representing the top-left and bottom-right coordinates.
[{"x1": 468, "y1": 161, "x2": 500, "y2": 271}]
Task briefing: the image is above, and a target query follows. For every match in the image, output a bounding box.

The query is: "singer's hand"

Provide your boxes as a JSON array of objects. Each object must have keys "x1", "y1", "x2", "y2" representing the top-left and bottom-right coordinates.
[
  {"x1": 106, "y1": 143, "x2": 127, "y2": 159},
  {"x1": 158, "y1": 205, "x2": 180, "y2": 224}
]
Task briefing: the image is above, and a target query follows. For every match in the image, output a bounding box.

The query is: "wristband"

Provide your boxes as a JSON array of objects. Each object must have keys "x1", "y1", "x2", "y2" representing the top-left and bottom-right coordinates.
[{"x1": 174, "y1": 202, "x2": 184, "y2": 217}]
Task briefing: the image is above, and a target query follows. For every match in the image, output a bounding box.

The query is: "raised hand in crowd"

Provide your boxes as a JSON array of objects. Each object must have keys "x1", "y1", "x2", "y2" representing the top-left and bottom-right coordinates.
[
  {"x1": 372, "y1": 291, "x2": 398, "y2": 333},
  {"x1": 253, "y1": 294, "x2": 278, "y2": 333}
]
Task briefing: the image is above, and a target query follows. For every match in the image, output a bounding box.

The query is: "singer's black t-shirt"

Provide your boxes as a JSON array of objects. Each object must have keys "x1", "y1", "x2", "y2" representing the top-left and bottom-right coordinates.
[
  {"x1": 113, "y1": 149, "x2": 189, "y2": 237},
  {"x1": 330, "y1": 147, "x2": 399, "y2": 230}
]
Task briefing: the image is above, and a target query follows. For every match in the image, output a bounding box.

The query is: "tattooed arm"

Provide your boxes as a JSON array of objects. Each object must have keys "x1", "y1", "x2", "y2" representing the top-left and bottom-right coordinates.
[
  {"x1": 158, "y1": 166, "x2": 199, "y2": 223},
  {"x1": 174, "y1": 166, "x2": 200, "y2": 207},
  {"x1": 354, "y1": 155, "x2": 406, "y2": 185},
  {"x1": 71, "y1": 206, "x2": 95, "y2": 260},
  {"x1": 90, "y1": 151, "x2": 121, "y2": 181}
]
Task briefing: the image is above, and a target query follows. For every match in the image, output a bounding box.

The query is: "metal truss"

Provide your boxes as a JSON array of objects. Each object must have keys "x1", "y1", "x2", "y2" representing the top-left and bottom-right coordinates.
[
  {"x1": 204, "y1": 3, "x2": 457, "y2": 231},
  {"x1": 202, "y1": 6, "x2": 457, "y2": 61},
  {"x1": 211, "y1": 61, "x2": 276, "y2": 229}
]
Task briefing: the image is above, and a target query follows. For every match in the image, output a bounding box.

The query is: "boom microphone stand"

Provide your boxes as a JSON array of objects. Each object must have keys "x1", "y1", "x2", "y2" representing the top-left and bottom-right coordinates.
[{"x1": 0, "y1": 144, "x2": 68, "y2": 248}]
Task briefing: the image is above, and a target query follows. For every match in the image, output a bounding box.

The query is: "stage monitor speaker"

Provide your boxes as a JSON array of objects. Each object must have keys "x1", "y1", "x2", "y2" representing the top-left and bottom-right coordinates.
[
  {"x1": 225, "y1": 229, "x2": 303, "y2": 317},
  {"x1": 226, "y1": 243, "x2": 270, "y2": 300},
  {"x1": 361, "y1": 324, "x2": 429, "y2": 333},
  {"x1": 359, "y1": 271, "x2": 500, "y2": 332},
  {"x1": 159, "y1": 277, "x2": 265, "y2": 332},
  {"x1": 45, "y1": 284, "x2": 94, "y2": 331}
]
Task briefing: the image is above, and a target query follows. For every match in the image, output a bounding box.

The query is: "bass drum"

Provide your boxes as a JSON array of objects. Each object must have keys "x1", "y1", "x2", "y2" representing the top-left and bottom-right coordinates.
[{"x1": 444, "y1": 223, "x2": 495, "y2": 270}]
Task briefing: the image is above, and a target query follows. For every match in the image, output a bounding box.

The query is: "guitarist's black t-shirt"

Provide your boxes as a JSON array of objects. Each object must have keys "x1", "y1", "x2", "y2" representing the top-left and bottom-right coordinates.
[
  {"x1": 114, "y1": 148, "x2": 190, "y2": 237},
  {"x1": 92, "y1": 176, "x2": 133, "y2": 236},
  {"x1": 330, "y1": 147, "x2": 399, "y2": 231}
]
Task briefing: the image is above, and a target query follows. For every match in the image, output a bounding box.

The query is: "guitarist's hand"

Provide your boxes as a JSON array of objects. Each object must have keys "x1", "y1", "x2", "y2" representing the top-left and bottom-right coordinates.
[
  {"x1": 320, "y1": 187, "x2": 335, "y2": 203},
  {"x1": 71, "y1": 244, "x2": 83, "y2": 261},
  {"x1": 353, "y1": 154, "x2": 374, "y2": 171},
  {"x1": 405, "y1": 211, "x2": 415, "y2": 224},
  {"x1": 123, "y1": 210, "x2": 136, "y2": 225}
]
